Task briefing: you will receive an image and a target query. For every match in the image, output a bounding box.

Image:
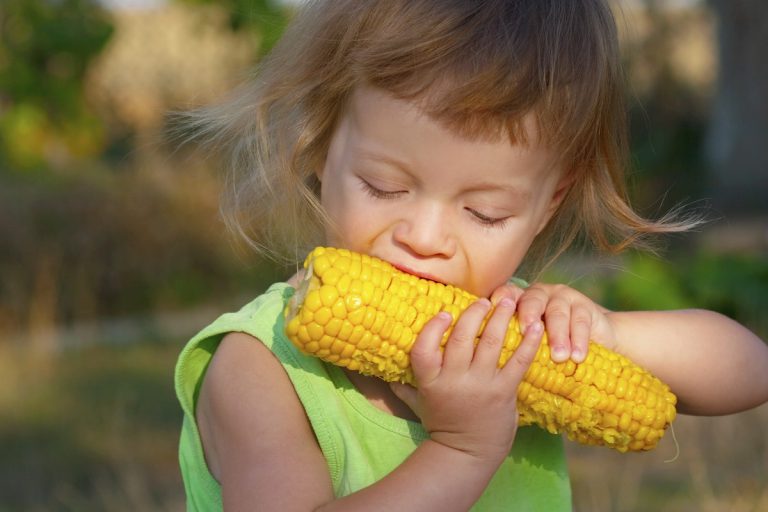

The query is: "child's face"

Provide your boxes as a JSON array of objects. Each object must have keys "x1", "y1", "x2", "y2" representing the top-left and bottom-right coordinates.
[{"x1": 317, "y1": 87, "x2": 569, "y2": 297}]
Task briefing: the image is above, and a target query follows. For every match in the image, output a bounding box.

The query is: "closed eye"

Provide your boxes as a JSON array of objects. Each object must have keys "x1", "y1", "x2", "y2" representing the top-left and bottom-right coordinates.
[
  {"x1": 466, "y1": 208, "x2": 510, "y2": 228},
  {"x1": 359, "y1": 179, "x2": 406, "y2": 199}
]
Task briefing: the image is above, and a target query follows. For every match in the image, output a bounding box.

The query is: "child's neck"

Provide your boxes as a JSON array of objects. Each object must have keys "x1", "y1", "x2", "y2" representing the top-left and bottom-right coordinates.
[{"x1": 342, "y1": 369, "x2": 420, "y2": 422}]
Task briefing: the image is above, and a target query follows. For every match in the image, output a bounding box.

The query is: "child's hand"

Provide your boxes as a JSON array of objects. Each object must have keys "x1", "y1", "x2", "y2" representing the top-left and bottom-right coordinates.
[
  {"x1": 490, "y1": 283, "x2": 616, "y2": 363},
  {"x1": 390, "y1": 298, "x2": 543, "y2": 465}
]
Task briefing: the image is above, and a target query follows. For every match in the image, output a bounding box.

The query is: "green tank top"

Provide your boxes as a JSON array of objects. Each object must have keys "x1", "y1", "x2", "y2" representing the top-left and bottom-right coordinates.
[{"x1": 175, "y1": 282, "x2": 572, "y2": 511}]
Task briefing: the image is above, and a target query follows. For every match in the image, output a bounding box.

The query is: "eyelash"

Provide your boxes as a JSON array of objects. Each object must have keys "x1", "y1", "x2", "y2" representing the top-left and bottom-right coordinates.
[
  {"x1": 361, "y1": 178, "x2": 509, "y2": 228},
  {"x1": 467, "y1": 209, "x2": 509, "y2": 228},
  {"x1": 360, "y1": 179, "x2": 404, "y2": 200}
]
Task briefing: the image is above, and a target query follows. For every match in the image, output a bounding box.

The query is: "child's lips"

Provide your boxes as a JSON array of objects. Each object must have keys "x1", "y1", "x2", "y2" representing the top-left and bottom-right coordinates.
[{"x1": 391, "y1": 263, "x2": 445, "y2": 284}]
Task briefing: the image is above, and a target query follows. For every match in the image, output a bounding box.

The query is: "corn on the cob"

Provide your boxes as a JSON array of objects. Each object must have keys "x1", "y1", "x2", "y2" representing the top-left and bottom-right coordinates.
[{"x1": 285, "y1": 247, "x2": 677, "y2": 452}]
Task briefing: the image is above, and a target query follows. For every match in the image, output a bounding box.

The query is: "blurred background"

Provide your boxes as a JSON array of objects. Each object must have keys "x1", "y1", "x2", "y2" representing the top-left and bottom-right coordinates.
[{"x1": 0, "y1": 0, "x2": 766, "y2": 510}]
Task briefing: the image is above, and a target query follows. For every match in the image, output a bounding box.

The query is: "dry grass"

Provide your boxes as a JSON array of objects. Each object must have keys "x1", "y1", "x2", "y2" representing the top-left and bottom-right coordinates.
[
  {"x1": 569, "y1": 403, "x2": 768, "y2": 511},
  {"x1": 0, "y1": 341, "x2": 186, "y2": 512}
]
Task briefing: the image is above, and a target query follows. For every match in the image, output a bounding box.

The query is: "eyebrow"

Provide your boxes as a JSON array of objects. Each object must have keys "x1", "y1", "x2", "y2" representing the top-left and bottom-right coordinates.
[
  {"x1": 357, "y1": 151, "x2": 413, "y2": 175},
  {"x1": 464, "y1": 182, "x2": 531, "y2": 204}
]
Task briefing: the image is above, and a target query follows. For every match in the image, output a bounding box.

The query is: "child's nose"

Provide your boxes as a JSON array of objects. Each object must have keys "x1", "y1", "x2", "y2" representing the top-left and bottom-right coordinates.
[{"x1": 393, "y1": 202, "x2": 456, "y2": 258}]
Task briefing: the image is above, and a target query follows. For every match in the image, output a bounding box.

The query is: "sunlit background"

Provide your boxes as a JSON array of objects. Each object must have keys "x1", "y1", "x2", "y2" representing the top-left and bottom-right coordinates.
[{"x1": 1, "y1": 0, "x2": 766, "y2": 510}]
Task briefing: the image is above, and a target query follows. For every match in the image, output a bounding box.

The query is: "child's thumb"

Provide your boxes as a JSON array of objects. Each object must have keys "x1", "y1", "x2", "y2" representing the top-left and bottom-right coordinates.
[{"x1": 389, "y1": 381, "x2": 420, "y2": 417}]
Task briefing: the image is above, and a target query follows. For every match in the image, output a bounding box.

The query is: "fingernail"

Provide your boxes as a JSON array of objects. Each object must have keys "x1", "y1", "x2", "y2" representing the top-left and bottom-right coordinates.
[
  {"x1": 437, "y1": 311, "x2": 452, "y2": 322},
  {"x1": 499, "y1": 297, "x2": 514, "y2": 308},
  {"x1": 551, "y1": 346, "x2": 568, "y2": 361},
  {"x1": 477, "y1": 298, "x2": 491, "y2": 309},
  {"x1": 571, "y1": 349, "x2": 584, "y2": 362}
]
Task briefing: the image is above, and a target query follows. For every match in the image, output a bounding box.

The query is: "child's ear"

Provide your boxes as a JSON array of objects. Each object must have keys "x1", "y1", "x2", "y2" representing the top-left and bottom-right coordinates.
[{"x1": 536, "y1": 170, "x2": 575, "y2": 235}]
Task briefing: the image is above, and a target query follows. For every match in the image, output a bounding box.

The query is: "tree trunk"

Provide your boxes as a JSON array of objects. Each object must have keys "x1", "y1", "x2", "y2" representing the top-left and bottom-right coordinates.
[{"x1": 705, "y1": 0, "x2": 768, "y2": 216}]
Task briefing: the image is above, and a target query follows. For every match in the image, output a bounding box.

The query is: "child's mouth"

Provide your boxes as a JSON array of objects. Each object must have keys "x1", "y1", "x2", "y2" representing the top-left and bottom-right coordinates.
[{"x1": 391, "y1": 263, "x2": 445, "y2": 284}]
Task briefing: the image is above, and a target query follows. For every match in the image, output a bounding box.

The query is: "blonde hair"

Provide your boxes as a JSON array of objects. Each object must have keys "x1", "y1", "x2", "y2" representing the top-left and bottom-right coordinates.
[{"x1": 184, "y1": 0, "x2": 697, "y2": 276}]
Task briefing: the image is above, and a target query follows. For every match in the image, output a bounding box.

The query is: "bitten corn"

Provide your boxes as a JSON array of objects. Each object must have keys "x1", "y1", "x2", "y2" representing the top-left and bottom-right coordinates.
[{"x1": 285, "y1": 247, "x2": 677, "y2": 452}]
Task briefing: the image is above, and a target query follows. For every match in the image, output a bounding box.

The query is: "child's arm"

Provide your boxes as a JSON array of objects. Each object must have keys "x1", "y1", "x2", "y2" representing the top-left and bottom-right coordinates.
[
  {"x1": 607, "y1": 309, "x2": 768, "y2": 415},
  {"x1": 196, "y1": 298, "x2": 543, "y2": 511},
  {"x1": 492, "y1": 284, "x2": 768, "y2": 415}
]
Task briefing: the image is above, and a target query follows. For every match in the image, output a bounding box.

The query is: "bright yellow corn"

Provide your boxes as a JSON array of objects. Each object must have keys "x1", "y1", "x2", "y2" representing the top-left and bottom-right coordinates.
[{"x1": 285, "y1": 247, "x2": 677, "y2": 452}]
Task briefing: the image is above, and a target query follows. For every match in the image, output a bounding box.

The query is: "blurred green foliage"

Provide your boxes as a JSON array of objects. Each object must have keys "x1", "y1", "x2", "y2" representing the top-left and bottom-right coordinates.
[
  {"x1": 542, "y1": 249, "x2": 768, "y2": 342},
  {"x1": 599, "y1": 252, "x2": 768, "y2": 339},
  {"x1": 175, "y1": 0, "x2": 289, "y2": 56},
  {"x1": 0, "y1": 0, "x2": 113, "y2": 170},
  {"x1": 0, "y1": 0, "x2": 291, "y2": 332}
]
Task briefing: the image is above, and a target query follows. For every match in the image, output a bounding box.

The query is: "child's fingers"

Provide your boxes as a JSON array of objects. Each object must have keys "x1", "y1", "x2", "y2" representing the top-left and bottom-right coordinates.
[
  {"x1": 471, "y1": 297, "x2": 516, "y2": 375},
  {"x1": 569, "y1": 304, "x2": 591, "y2": 362},
  {"x1": 515, "y1": 286, "x2": 548, "y2": 331},
  {"x1": 441, "y1": 298, "x2": 492, "y2": 374},
  {"x1": 500, "y1": 321, "x2": 544, "y2": 384},
  {"x1": 544, "y1": 296, "x2": 573, "y2": 363},
  {"x1": 409, "y1": 311, "x2": 453, "y2": 385},
  {"x1": 489, "y1": 283, "x2": 524, "y2": 307}
]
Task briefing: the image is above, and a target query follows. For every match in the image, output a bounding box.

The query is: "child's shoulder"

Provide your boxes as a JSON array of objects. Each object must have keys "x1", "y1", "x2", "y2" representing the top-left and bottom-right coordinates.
[
  {"x1": 175, "y1": 281, "x2": 296, "y2": 417},
  {"x1": 196, "y1": 329, "x2": 329, "y2": 500}
]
